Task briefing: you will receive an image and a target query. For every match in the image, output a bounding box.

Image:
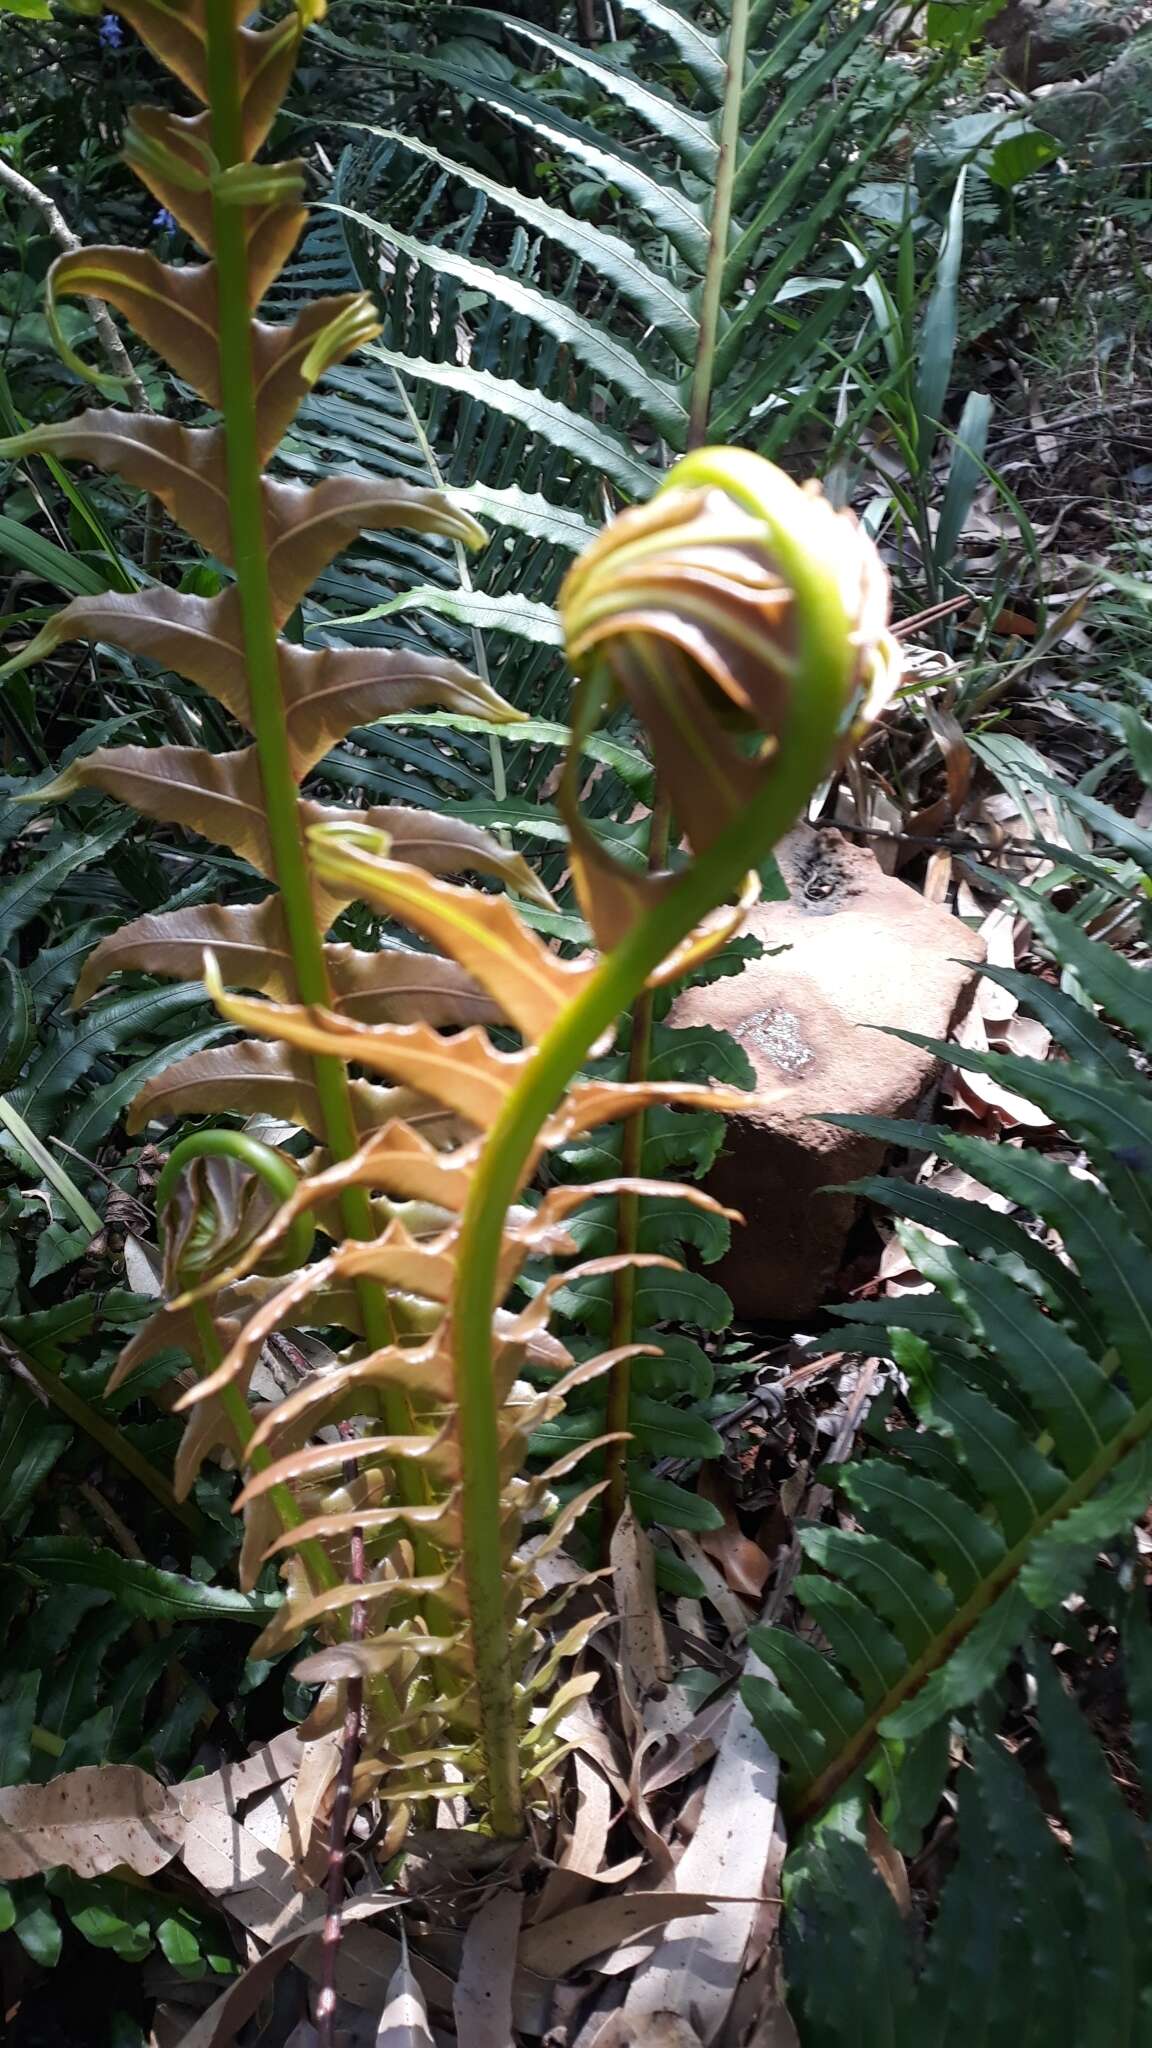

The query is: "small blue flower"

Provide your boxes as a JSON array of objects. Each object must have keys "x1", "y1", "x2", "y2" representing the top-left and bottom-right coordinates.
[
  {"x1": 153, "y1": 207, "x2": 177, "y2": 235},
  {"x1": 98, "y1": 12, "x2": 123, "y2": 47}
]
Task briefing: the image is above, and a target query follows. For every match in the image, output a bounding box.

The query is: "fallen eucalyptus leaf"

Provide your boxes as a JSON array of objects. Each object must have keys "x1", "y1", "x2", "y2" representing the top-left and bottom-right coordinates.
[
  {"x1": 453, "y1": 1887, "x2": 523, "y2": 2048},
  {"x1": 377, "y1": 1924, "x2": 436, "y2": 2047},
  {"x1": 518, "y1": 1894, "x2": 717, "y2": 1979},
  {"x1": 0, "y1": 1764, "x2": 182, "y2": 1880}
]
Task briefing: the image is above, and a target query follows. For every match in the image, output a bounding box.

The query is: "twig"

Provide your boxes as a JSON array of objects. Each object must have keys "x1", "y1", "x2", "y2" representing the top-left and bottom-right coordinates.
[
  {"x1": 315, "y1": 1459, "x2": 367, "y2": 2048},
  {"x1": 0, "y1": 154, "x2": 152, "y2": 413},
  {"x1": 78, "y1": 1478, "x2": 147, "y2": 1562},
  {"x1": 3, "y1": 1331, "x2": 205, "y2": 1536}
]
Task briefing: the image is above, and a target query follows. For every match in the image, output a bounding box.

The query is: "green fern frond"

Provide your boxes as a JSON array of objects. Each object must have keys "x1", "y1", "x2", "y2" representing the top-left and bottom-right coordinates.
[
  {"x1": 743, "y1": 805, "x2": 1152, "y2": 1823},
  {"x1": 783, "y1": 1620, "x2": 1152, "y2": 2046}
]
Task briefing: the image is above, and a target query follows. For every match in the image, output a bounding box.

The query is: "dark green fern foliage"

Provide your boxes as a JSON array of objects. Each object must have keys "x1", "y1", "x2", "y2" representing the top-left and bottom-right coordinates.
[
  {"x1": 744, "y1": 738, "x2": 1152, "y2": 1822},
  {"x1": 785, "y1": 1614, "x2": 1152, "y2": 2048}
]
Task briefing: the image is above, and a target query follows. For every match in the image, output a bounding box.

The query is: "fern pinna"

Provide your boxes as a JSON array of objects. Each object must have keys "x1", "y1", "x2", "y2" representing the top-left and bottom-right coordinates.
[{"x1": 1, "y1": 0, "x2": 899, "y2": 1833}]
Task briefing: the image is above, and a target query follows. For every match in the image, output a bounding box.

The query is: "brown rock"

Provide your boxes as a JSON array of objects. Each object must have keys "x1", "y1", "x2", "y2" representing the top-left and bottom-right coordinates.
[
  {"x1": 984, "y1": 0, "x2": 1136, "y2": 89},
  {"x1": 669, "y1": 826, "x2": 985, "y2": 1320}
]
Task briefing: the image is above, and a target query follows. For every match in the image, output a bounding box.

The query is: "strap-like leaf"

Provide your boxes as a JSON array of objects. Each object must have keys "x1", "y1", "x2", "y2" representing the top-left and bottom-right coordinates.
[
  {"x1": 487, "y1": 15, "x2": 718, "y2": 174},
  {"x1": 911, "y1": 1236, "x2": 1133, "y2": 1473},
  {"x1": 355, "y1": 58, "x2": 709, "y2": 262},
  {"x1": 892, "y1": 1030, "x2": 1152, "y2": 1247},
  {"x1": 365, "y1": 344, "x2": 657, "y2": 499}
]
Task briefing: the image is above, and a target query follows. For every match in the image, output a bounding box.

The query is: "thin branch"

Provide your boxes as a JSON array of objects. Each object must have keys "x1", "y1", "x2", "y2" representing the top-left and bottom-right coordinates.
[{"x1": 0, "y1": 154, "x2": 153, "y2": 412}]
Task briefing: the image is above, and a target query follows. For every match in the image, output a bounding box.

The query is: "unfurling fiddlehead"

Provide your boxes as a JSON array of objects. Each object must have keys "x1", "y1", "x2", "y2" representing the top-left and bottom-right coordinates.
[{"x1": 5, "y1": 0, "x2": 898, "y2": 1839}]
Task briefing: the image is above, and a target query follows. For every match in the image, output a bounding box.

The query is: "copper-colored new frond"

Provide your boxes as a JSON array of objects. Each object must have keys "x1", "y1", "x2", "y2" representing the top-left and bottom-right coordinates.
[{"x1": 557, "y1": 446, "x2": 901, "y2": 943}]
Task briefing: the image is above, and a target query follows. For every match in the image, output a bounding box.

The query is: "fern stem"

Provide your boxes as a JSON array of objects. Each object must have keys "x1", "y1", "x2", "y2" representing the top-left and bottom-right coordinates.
[
  {"x1": 602, "y1": 786, "x2": 670, "y2": 1551},
  {"x1": 454, "y1": 556, "x2": 849, "y2": 1831},
  {"x1": 202, "y1": 0, "x2": 417, "y2": 1462},
  {"x1": 687, "y1": 0, "x2": 751, "y2": 448}
]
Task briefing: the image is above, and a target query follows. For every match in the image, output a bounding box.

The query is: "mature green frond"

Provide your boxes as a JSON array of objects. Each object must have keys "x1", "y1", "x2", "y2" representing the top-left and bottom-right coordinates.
[{"x1": 785, "y1": 1630, "x2": 1152, "y2": 2047}]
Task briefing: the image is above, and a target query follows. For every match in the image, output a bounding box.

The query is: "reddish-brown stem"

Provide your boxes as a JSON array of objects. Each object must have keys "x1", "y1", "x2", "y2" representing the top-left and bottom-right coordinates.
[{"x1": 315, "y1": 1458, "x2": 366, "y2": 2048}]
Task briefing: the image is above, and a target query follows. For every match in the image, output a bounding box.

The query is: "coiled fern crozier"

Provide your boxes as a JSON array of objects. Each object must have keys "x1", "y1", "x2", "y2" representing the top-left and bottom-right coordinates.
[{"x1": 1, "y1": 0, "x2": 898, "y2": 1836}]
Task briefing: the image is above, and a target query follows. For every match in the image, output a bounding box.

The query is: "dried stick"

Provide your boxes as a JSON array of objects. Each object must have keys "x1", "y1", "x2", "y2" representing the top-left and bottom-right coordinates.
[{"x1": 0, "y1": 154, "x2": 153, "y2": 411}]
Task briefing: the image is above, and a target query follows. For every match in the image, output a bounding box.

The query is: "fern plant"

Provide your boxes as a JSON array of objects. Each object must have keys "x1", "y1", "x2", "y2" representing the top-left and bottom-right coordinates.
[
  {"x1": 320, "y1": 0, "x2": 936, "y2": 523},
  {"x1": 743, "y1": 748, "x2": 1152, "y2": 1829},
  {"x1": 732, "y1": 737, "x2": 1152, "y2": 2034},
  {"x1": 289, "y1": 0, "x2": 918, "y2": 1540},
  {"x1": 262, "y1": 0, "x2": 948, "y2": 843},
  {"x1": 0, "y1": 0, "x2": 899, "y2": 1833},
  {"x1": 785, "y1": 1610, "x2": 1152, "y2": 2045}
]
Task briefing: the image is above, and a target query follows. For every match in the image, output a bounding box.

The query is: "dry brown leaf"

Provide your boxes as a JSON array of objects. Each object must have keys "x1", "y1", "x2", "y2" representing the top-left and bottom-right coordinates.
[
  {"x1": 953, "y1": 1064, "x2": 1054, "y2": 1131},
  {"x1": 517, "y1": 1894, "x2": 717, "y2": 1980},
  {"x1": 376, "y1": 1933, "x2": 437, "y2": 2048},
  {"x1": 922, "y1": 849, "x2": 955, "y2": 904},
  {"x1": 949, "y1": 1003, "x2": 1053, "y2": 1132},
  {"x1": 622, "y1": 1677, "x2": 780, "y2": 2042},
  {"x1": 667, "y1": 1532, "x2": 751, "y2": 1640},
  {"x1": 1000, "y1": 1014, "x2": 1053, "y2": 1063},
  {"x1": 453, "y1": 1888, "x2": 523, "y2": 2048},
  {"x1": 611, "y1": 1505, "x2": 672, "y2": 1734},
  {"x1": 922, "y1": 701, "x2": 973, "y2": 822},
  {"x1": 866, "y1": 1808, "x2": 912, "y2": 1917},
  {"x1": 537, "y1": 1754, "x2": 631, "y2": 1921},
  {"x1": 176, "y1": 1788, "x2": 302, "y2": 1943},
  {"x1": 696, "y1": 1470, "x2": 771, "y2": 1601},
  {"x1": 294, "y1": 1919, "x2": 464, "y2": 2034},
  {"x1": 0, "y1": 1764, "x2": 182, "y2": 1881},
  {"x1": 620, "y1": 2020, "x2": 704, "y2": 2048},
  {"x1": 974, "y1": 903, "x2": 1020, "y2": 1027},
  {"x1": 180, "y1": 1730, "x2": 306, "y2": 1815}
]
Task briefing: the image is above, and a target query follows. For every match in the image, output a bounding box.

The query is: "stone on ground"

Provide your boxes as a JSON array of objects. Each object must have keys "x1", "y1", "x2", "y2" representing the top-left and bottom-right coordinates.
[{"x1": 669, "y1": 826, "x2": 985, "y2": 1320}]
